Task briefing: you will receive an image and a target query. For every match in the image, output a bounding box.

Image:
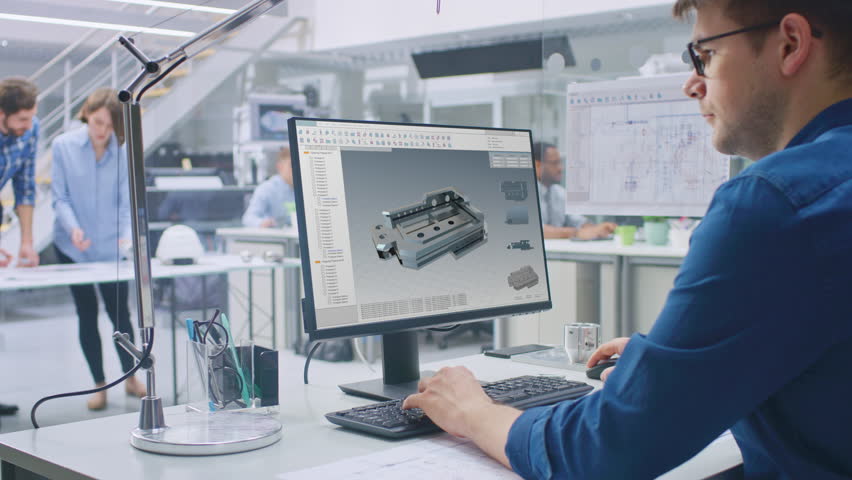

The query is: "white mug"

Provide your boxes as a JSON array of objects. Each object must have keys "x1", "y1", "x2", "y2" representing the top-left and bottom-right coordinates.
[{"x1": 563, "y1": 323, "x2": 600, "y2": 364}]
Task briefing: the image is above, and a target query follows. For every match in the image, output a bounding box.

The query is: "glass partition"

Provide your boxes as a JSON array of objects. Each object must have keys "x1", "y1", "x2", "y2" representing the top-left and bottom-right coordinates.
[{"x1": 0, "y1": 0, "x2": 717, "y2": 431}]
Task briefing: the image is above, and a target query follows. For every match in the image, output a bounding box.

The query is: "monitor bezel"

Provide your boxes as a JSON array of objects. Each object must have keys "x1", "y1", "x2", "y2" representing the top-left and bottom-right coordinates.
[{"x1": 288, "y1": 117, "x2": 552, "y2": 341}]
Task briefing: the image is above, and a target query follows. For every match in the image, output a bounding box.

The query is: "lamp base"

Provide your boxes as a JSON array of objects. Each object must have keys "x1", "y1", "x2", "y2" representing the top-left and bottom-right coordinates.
[{"x1": 130, "y1": 410, "x2": 281, "y2": 455}]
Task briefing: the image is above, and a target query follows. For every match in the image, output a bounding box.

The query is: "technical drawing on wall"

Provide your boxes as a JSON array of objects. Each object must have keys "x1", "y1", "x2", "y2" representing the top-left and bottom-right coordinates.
[
  {"x1": 372, "y1": 187, "x2": 487, "y2": 269},
  {"x1": 563, "y1": 73, "x2": 731, "y2": 217}
]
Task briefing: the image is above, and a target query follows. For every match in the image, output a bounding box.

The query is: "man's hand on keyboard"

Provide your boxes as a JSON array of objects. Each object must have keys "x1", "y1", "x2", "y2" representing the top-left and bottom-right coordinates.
[
  {"x1": 402, "y1": 366, "x2": 522, "y2": 469},
  {"x1": 402, "y1": 366, "x2": 490, "y2": 438},
  {"x1": 587, "y1": 337, "x2": 630, "y2": 383}
]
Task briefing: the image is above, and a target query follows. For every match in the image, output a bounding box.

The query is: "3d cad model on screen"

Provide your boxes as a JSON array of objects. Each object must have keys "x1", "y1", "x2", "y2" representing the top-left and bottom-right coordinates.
[
  {"x1": 372, "y1": 187, "x2": 487, "y2": 269},
  {"x1": 508, "y1": 265, "x2": 539, "y2": 290},
  {"x1": 501, "y1": 180, "x2": 528, "y2": 201},
  {"x1": 507, "y1": 240, "x2": 533, "y2": 251}
]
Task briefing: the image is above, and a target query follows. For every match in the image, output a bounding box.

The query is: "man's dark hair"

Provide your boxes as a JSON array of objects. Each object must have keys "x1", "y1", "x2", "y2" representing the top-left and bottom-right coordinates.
[
  {"x1": 532, "y1": 141, "x2": 556, "y2": 162},
  {"x1": 672, "y1": 1, "x2": 852, "y2": 80},
  {"x1": 0, "y1": 77, "x2": 38, "y2": 116}
]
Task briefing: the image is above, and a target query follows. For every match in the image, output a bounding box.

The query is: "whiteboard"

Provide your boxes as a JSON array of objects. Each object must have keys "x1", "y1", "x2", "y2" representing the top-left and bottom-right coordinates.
[{"x1": 563, "y1": 74, "x2": 730, "y2": 217}]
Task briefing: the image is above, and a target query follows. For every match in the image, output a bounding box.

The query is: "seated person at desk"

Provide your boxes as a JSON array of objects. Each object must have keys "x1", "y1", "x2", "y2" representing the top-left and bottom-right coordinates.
[
  {"x1": 533, "y1": 141, "x2": 616, "y2": 239},
  {"x1": 52, "y1": 88, "x2": 146, "y2": 410},
  {"x1": 405, "y1": 2, "x2": 852, "y2": 478},
  {"x1": 242, "y1": 147, "x2": 295, "y2": 228}
]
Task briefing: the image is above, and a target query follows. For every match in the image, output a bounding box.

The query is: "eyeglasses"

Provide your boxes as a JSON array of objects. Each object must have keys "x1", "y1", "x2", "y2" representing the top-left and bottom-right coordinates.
[
  {"x1": 684, "y1": 20, "x2": 823, "y2": 77},
  {"x1": 192, "y1": 311, "x2": 248, "y2": 409}
]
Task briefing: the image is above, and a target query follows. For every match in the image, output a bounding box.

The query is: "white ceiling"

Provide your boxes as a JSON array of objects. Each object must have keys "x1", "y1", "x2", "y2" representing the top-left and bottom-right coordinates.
[{"x1": 0, "y1": 0, "x2": 284, "y2": 58}]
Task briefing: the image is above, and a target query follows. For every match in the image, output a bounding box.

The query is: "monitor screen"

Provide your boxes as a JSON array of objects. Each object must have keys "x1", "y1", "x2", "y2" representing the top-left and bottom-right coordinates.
[
  {"x1": 290, "y1": 118, "x2": 551, "y2": 342},
  {"x1": 249, "y1": 94, "x2": 306, "y2": 142}
]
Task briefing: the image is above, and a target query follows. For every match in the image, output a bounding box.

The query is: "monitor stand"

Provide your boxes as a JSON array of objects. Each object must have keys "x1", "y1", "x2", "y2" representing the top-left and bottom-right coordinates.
[{"x1": 338, "y1": 331, "x2": 435, "y2": 401}]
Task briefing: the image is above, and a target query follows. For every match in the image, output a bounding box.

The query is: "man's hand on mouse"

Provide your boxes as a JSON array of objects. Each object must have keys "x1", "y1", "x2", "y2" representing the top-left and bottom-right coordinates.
[{"x1": 587, "y1": 337, "x2": 630, "y2": 383}]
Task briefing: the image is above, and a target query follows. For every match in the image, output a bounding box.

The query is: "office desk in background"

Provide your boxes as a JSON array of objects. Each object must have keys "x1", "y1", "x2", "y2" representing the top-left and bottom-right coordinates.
[
  {"x1": 529, "y1": 240, "x2": 688, "y2": 344},
  {"x1": 0, "y1": 353, "x2": 742, "y2": 480},
  {"x1": 213, "y1": 231, "x2": 687, "y2": 350},
  {"x1": 0, "y1": 255, "x2": 299, "y2": 404},
  {"x1": 216, "y1": 227, "x2": 303, "y2": 350}
]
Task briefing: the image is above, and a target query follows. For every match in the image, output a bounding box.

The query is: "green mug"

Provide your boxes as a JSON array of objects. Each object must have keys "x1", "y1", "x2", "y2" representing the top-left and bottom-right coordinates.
[
  {"x1": 644, "y1": 221, "x2": 670, "y2": 246},
  {"x1": 615, "y1": 225, "x2": 636, "y2": 246}
]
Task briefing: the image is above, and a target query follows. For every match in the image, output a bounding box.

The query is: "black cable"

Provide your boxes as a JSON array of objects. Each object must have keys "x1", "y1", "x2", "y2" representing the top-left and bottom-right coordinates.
[
  {"x1": 200, "y1": 308, "x2": 222, "y2": 344},
  {"x1": 135, "y1": 56, "x2": 187, "y2": 103},
  {"x1": 31, "y1": 328, "x2": 155, "y2": 429},
  {"x1": 303, "y1": 341, "x2": 323, "y2": 385},
  {"x1": 427, "y1": 324, "x2": 460, "y2": 332}
]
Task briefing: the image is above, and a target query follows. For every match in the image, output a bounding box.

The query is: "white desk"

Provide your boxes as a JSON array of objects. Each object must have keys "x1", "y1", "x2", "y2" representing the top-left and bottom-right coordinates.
[
  {"x1": 0, "y1": 255, "x2": 299, "y2": 404},
  {"x1": 216, "y1": 227, "x2": 303, "y2": 351},
  {"x1": 0, "y1": 255, "x2": 298, "y2": 290},
  {"x1": 0, "y1": 353, "x2": 742, "y2": 479},
  {"x1": 215, "y1": 226, "x2": 300, "y2": 243},
  {"x1": 544, "y1": 240, "x2": 687, "y2": 338}
]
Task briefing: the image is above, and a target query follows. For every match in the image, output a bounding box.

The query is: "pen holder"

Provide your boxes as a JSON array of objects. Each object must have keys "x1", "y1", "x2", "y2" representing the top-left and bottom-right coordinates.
[{"x1": 186, "y1": 339, "x2": 279, "y2": 414}]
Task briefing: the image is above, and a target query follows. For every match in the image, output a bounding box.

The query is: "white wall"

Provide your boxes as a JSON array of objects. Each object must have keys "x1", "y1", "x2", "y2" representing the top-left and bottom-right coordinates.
[{"x1": 311, "y1": 0, "x2": 673, "y2": 50}]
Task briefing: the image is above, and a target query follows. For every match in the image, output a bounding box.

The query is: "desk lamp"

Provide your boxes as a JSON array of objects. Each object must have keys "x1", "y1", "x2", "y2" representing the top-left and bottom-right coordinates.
[{"x1": 116, "y1": 0, "x2": 285, "y2": 455}]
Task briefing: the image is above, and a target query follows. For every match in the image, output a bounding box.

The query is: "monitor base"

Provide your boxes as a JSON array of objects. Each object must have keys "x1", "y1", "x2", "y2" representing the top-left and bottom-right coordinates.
[{"x1": 339, "y1": 370, "x2": 437, "y2": 402}]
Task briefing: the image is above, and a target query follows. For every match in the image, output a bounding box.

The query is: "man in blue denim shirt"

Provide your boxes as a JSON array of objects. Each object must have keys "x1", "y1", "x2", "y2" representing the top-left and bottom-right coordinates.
[
  {"x1": 0, "y1": 77, "x2": 40, "y2": 268},
  {"x1": 242, "y1": 147, "x2": 296, "y2": 228},
  {"x1": 404, "y1": 1, "x2": 852, "y2": 478}
]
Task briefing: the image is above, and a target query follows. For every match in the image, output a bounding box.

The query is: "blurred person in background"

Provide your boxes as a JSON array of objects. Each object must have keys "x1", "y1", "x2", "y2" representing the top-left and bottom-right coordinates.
[
  {"x1": 242, "y1": 146, "x2": 295, "y2": 228},
  {"x1": 51, "y1": 88, "x2": 145, "y2": 410},
  {"x1": 534, "y1": 141, "x2": 616, "y2": 239}
]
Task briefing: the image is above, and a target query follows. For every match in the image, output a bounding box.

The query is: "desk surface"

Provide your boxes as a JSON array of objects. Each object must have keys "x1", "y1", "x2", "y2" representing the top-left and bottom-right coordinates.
[
  {"x1": 0, "y1": 254, "x2": 299, "y2": 291},
  {"x1": 545, "y1": 239, "x2": 688, "y2": 259},
  {"x1": 213, "y1": 229, "x2": 687, "y2": 258},
  {"x1": 216, "y1": 226, "x2": 300, "y2": 241},
  {"x1": 0, "y1": 353, "x2": 741, "y2": 480}
]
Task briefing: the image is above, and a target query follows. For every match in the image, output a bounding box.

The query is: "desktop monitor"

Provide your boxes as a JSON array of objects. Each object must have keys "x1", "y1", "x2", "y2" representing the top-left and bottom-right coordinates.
[{"x1": 288, "y1": 117, "x2": 551, "y2": 400}]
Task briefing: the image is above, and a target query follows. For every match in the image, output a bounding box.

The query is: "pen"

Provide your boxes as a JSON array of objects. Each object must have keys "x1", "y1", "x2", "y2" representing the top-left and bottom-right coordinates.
[
  {"x1": 220, "y1": 313, "x2": 252, "y2": 406},
  {"x1": 186, "y1": 318, "x2": 216, "y2": 411},
  {"x1": 186, "y1": 318, "x2": 196, "y2": 341}
]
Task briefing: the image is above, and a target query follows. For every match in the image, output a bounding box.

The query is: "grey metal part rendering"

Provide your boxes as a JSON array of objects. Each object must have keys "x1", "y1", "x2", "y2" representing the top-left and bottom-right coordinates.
[
  {"x1": 505, "y1": 205, "x2": 529, "y2": 225},
  {"x1": 501, "y1": 181, "x2": 528, "y2": 201},
  {"x1": 507, "y1": 240, "x2": 533, "y2": 251},
  {"x1": 373, "y1": 187, "x2": 487, "y2": 269},
  {"x1": 508, "y1": 265, "x2": 539, "y2": 290}
]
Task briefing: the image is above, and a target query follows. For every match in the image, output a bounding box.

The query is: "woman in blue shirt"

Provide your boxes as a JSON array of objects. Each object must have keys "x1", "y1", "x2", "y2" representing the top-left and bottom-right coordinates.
[{"x1": 51, "y1": 88, "x2": 146, "y2": 410}]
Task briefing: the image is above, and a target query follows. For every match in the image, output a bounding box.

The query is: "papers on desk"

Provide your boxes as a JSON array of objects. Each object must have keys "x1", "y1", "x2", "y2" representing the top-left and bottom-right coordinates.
[
  {"x1": 278, "y1": 434, "x2": 521, "y2": 480},
  {"x1": 511, "y1": 346, "x2": 588, "y2": 373}
]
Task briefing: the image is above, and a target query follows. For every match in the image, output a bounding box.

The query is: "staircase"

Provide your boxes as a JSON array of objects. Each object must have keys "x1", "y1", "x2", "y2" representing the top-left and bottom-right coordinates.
[{"x1": 0, "y1": 14, "x2": 308, "y2": 258}]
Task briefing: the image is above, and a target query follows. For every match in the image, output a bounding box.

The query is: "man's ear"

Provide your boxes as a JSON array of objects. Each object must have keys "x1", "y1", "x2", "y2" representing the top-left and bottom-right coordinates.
[{"x1": 777, "y1": 13, "x2": 816, "y2": 78}]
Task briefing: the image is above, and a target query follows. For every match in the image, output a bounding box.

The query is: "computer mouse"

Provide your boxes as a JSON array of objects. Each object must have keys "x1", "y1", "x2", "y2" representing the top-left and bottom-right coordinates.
[{"x1": 586, "y1": 359, "x2": 617, "y2": 380}]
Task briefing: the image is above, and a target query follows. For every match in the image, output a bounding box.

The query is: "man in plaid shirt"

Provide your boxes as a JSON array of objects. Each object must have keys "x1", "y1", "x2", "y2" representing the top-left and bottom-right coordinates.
[{"x1": 0, "y1": 77, "x2": 40, "y2": 269}]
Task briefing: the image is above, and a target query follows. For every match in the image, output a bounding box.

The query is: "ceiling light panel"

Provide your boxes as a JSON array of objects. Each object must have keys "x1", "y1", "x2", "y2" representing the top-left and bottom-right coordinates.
[
  {"x1": 0, "y1": 13, "x2": 195, "y2": 37},
  {"x1": 104, "y1": 0, "x2": 236, "y2": 15}
]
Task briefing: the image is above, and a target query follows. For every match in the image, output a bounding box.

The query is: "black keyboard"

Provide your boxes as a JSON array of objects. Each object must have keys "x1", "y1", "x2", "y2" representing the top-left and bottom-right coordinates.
[{"x1": 325, "y1": 375, "x2": 594, "y2": 439}]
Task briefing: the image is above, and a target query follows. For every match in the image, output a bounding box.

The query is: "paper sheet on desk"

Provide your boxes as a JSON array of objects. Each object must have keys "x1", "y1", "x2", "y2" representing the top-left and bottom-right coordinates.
[{"x1": 278, "y1": 434, "x2": 521, "y2": 480}]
